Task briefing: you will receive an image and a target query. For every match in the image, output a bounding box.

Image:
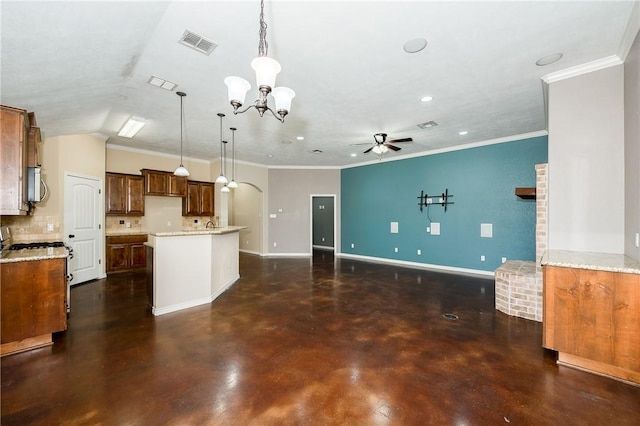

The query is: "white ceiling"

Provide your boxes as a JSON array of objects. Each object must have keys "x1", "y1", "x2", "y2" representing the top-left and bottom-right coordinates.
[{"x1": 1, "y1": 1, "x2": 636, "y2": 167}]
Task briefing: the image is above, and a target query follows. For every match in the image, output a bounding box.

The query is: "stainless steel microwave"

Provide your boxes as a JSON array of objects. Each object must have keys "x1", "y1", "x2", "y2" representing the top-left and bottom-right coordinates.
[{"x1": 27, "y1": 167, "x2": 47, "y2": 202}]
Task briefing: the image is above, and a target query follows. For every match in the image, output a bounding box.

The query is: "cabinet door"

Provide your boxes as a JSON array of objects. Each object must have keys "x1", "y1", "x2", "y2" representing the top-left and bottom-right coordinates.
[
  {"x1": 144, "y1": 170, "x2": 168, "y2": 195},
  {"x1": 169, "y1": 175, "x2": 187, "y2": 197},
  {"x1": 105, "y1": 173, "x2": 126, "y2": 214},
  {"x1": 0, "y1": 106, "x2": 30, "y2": 215},
  {"x1": 30, "y1": 258, "x2": 67, "y2": 336},
  {"x1": 183, "y1": 181, "x2": 200, "y2": 216},
  {"x1": 106, "y1": 244, "x2": 129, "y2": 271},
  {"x1": 200, "y1": 183, "x2": 214, "y2": 216},
  {"x1": 129, "y1": 243, "x2": 147, "y2": 269},
  {"x1": 126, "y1": 175, "x2": 144, "y2": 215}
]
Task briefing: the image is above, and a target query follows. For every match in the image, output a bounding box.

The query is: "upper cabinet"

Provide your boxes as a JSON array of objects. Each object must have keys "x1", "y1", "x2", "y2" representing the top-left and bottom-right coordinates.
[
  {"x1": 183, "y1": 181, "x2": 214, "y2": 216},
  {"x1": 0, "y1": 105, "x2": 39, "y2": 215},
  {"x1": 141, "y1": 169, "x2": 186, "y2": 197},
  {"x1": 106, "y1": 172, "x2": 144, "y2": 216}
]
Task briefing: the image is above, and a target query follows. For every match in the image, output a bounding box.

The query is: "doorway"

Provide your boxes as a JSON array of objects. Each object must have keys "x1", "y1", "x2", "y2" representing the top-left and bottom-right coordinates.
[
  {"x1": 311, "y1": 195, "x2": 335, "y2": 254},
  {"x1": 64, "y1": 173, "x2": 103, "y2": 285}
]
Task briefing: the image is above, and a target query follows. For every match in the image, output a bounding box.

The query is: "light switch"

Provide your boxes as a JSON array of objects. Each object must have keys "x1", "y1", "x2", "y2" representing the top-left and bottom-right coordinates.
[
  {"x1": 269, "y1": 213, "x2": 277, "y2": 219},
  {"x1": 431, "y1": 222, "x2": 440, "y2": 235},
  {"x1": 390, "y1": 222, "x2": 399, "y2": 234}
]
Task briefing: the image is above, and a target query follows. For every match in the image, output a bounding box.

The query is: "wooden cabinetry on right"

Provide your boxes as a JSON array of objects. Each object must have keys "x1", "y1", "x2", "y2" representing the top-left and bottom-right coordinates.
[
  {"x1": 543, "y1": 265, "x2": 639, "y2": 384},
  {"x1": 106, "y1": 234, "x2": 148, "y2": 273},
  {"x1": 183, "y1": 181, "x2": 214, "y2": 216},
  {"x1": 105, "y1": 172, "x2": 144, "y2": 216},
  {"x1": 141, "y1": 169, "x2": 186, "y2": 197}
]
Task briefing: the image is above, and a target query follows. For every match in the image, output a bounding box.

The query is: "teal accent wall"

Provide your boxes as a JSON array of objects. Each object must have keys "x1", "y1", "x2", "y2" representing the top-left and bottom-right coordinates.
[{"x1": 341, "y1": 136, "x2": 548, "y2": 272}]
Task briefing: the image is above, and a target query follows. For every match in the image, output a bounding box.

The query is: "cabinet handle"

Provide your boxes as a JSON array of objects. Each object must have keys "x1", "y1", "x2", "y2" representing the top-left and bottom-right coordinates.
[{"x1": 68, "y1": 234, "x2": 75, "y2": 238}]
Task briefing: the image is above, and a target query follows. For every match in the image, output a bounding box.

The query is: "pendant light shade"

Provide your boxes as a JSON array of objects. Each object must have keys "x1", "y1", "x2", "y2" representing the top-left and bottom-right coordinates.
[
  {"x1": 215, "y1": 113, "x2": 228, "y2": 184},
  {"x1": 174, "y1": 91, "x2": 190, "y2": 177}
]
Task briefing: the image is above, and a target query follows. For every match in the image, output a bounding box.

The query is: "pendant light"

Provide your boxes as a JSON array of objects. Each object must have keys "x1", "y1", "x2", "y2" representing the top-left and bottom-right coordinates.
[
  {"x1": 221, "y1": 140, "x2": 230, "y2": 193},
  {"x1": 173, "y1": 91, "x2": 189, "y2": 177},
  {"x1": 215, "y1": 113, "x2": 228, "y2": 184},
  {"x1": 227, "y1": 127, "x2": 238, "y2": 189}
]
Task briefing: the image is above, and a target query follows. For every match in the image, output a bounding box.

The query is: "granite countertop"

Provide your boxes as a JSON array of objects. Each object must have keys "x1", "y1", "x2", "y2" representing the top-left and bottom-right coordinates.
[
  {"x1": 149, "y1": 226, "x2": 247, "y2": 237},
  {"x1": 541, "y1": 249, "x2": 640, "y2": 275},
  {"x1": 0, "y1": 247, "x2": 68, "y2": 263}
]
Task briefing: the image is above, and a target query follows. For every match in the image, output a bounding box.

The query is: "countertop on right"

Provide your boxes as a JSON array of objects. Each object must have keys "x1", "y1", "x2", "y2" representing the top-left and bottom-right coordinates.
[{"x1": 541, "y1": 249, "x2": 640, "y2": 275}]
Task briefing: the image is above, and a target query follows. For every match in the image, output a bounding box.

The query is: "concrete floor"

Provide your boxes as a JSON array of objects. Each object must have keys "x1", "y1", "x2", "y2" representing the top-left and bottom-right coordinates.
[{"x1": 2, "y1": 251, "x2": 639, "y2": 425}]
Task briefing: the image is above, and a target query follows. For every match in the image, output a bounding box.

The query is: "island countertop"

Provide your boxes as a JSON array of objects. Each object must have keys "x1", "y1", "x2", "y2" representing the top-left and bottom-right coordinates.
[
  {"x1": 541, "y1": 249, "x2": 640, "y2": 275},
  {"x1": 149, "y1": 226, "x2": 247, "y2": 237}
]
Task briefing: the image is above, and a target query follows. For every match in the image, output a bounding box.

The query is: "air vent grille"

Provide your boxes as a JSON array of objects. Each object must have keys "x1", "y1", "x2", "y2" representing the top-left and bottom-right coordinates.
[
  {"x1": 417, "y1": 121, "x2": 438, "y2": 129},
  {"x1": 179, "y1": 30, "x2": 217, "y2": 56}
]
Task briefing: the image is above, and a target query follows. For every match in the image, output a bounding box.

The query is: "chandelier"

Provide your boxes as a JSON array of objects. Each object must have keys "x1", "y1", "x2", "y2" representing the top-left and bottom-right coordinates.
[{"x1": 224, "y1": 0, "x2": 295, "y2": 123}]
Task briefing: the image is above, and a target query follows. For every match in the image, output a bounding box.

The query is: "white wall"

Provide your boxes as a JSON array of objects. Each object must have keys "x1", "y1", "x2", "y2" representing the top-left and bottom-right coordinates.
[
  {"x1": 548, "y1": 64, "x2": 625, "y2": 253},
  {"x1": 624, "y1": 30, "x2": 640, "y2": 261}
]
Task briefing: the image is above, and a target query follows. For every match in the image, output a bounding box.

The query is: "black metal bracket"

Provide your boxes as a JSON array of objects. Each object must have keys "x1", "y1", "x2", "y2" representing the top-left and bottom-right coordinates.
[{"x1": 417, "y1": 188, "x2": 454, "y2": 212}]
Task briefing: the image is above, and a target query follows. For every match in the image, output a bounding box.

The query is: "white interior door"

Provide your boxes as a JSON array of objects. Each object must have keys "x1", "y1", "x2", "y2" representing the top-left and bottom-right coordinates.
[{"x1": 64, "y1": 173, "x2": 103, "y2": 285}]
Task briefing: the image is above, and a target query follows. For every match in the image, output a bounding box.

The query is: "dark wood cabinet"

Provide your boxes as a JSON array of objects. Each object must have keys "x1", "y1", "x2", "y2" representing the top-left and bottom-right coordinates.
[
  {"x1": 0, "y1": 105, "x2": 30, "y2": 215},
  {"x1": 106, "y1": 234, "x2": 148, "y2": 273},
  {"x1": 105, "y1": 172, "x2": 144, "y2": 216},
  {"x1": 183, "y1": 181, "x2": 214, "y2": 216},
  {"x1": 141, "y1": 169, "x2": 186, "y2": 197},
  {"x1": 1, "y1": 257, "x2": 67, "y2": 355}
]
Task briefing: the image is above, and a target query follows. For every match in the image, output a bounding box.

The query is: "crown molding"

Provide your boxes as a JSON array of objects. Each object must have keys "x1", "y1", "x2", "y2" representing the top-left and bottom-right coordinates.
[
  {"x1": 106, "y1": 143, "x2": 210, "y2": 164},
  {"x1": 542, "y1": 55, "x2": 623, "y2": 84},
  {"x1": 617, "y1": 1, "x2": 640, "y2": 61}
]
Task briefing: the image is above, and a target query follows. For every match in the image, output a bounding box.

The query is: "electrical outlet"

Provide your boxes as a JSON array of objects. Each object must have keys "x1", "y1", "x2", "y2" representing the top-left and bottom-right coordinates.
[
  {"x1": 119, "y1": 220, "x2": 125, "y2": 225},
  {"x1": 273, "y1": 242, "x2": 277, "y2": 247},
  {"x1": 125, "y1": 221, "x2": 131, "y2": 228},
  {"x1": 394, "y1": 247, "x2": 398, "y2": 253},
  {"x1": 351, "y1": 243, "x2": 355, "y2": 248},
  {"x1": 501, "y1": 257, "x2": 507, "y2": 263},
  {"x1": 636, "y1": 233, "x2": 640, "y2": 248},
  {"x1": 167, "y1": 221, "x2": 172, "y2": 227},
  {"x1": 322, "y1": 237, "x2": 325, "y2": 242},
  {"x1": 480, "y1": 255, "x2": 485, "y2": 261},
  {"x1": 47, "y1": 223, "x2": 54, "y2": 232},
  {"x1": 417, "y1": 249, "x2": 421, "y2": 255}
]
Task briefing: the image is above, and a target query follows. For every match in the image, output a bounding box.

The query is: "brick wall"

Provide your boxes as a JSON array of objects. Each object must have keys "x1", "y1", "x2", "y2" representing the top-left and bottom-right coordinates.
[{"x1": 494, "y1": 163, "x2": 548, "y2": 322}]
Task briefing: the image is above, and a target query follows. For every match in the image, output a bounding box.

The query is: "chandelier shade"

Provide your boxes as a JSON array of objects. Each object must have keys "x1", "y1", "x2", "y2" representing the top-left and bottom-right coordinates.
[
  {"x1": 272, "y1": 87, "x2": 296, "y2": 114},
  {"x1": 251, "y1": 56, "x2": 281, "y2": 89},
  {"x1": 224, "y1": 76, "x2": 251, "y2": 107}
]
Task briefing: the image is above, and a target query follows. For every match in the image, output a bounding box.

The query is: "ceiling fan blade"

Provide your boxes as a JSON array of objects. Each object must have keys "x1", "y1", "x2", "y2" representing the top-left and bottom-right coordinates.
[
  {"x1": 350, "y1": 142, "x2": 374, "y2": 146},
  {"x1": 387, "y1": 137, "x2": 413, "y2": 143},
  {"x1": 363, "y1": 146, "x2": 374, "y2": 154},
  {"x1": 386, "y1": 144, "x2": 402, "y2": 151}
]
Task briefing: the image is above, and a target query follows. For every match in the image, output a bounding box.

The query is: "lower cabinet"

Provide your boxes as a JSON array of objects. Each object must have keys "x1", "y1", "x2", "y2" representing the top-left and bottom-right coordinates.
[
  {"x1": 106, "y1": 234, "x2": 148, "y2": 273},
  {"x1": 1, "y1": 257, "x2": 67, "y2": 355}
]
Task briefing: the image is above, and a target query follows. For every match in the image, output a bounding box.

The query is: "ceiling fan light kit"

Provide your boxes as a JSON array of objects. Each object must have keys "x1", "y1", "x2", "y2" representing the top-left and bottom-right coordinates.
[
  {"x1": 364, "y1": 132, "x2": 413, "y2": 157},
  {"x1": 173, "y1": 91, "x2": 190, "y2": 177},
  {"x1": 224, "y1": 0, "x2": 295, "y2": 123}
]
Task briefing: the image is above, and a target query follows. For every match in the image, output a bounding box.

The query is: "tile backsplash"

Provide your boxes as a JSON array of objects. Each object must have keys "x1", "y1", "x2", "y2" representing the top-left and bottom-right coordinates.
[
  {"x1": 0, "y1": 214, "x2": 62, "y2": 242},
  {"x1": 105, "y1": 216, "x2": 143, "y2": 234}
]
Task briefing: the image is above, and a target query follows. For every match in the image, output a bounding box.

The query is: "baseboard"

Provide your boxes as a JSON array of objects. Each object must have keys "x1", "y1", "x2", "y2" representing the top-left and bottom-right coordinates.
[
  {"x1": 337, "y1": 253, "x2": 494, "y2": 278},
  {"x1": 266, "y1": 252, "x2": 311, "y2": 258}
]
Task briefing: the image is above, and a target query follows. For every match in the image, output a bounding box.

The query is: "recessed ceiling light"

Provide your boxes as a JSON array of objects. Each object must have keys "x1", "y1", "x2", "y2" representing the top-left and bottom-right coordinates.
[
  {"x1": 403, "y1": 37, "x2": 428, "y2": 54},
  {"x1": 459, "y1": 131, "x2": 468, "y2": 136},
  {"x1": 118, "y1": 116, "x2": 146, "y2": 138},
  {"x1": 420, "y1": 96, "x2": 434, "y2": 103},
  {"x1": 350, "y1": 153, "x2": 357, "y2": 157},
  {"x1": 267, "y1": 154, "x2": 273, "y2": 158},
  {"x1": 296, "y1": 136, "x2": 304, "y2": 140},
  {"x1": 536, "y1": 53, "x2": 563, "y2": 66}
]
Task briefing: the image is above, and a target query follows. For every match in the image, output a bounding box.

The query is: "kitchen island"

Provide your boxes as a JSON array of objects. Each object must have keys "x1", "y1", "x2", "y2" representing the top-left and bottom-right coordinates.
[{"x1": 145, "y1": 226, "x2": 246, "y2": 316}]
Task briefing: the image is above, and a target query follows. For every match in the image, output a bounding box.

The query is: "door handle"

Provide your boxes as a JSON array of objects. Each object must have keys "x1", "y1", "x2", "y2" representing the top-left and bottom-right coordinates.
[{"x1": 68, "y1": 234, "x2": 75, "y2": 238}]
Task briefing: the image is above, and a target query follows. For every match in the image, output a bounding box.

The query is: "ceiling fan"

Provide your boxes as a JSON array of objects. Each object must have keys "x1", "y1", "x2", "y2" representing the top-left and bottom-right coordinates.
[{"x1": 362, "y1": 133, "x2": 413, "y2": 154}]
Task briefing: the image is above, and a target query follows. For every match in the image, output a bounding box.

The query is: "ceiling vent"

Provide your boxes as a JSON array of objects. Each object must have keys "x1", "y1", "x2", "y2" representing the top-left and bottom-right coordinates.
[
  {"x1": 417, "y1": 120, "x2": 438, "y2": 129},
  {"x1": 179, "y1": 30, "x2": 217, "y2": 55},
  {"x1": 311, "y1": 149, "x2": 323, "y2": 154}
]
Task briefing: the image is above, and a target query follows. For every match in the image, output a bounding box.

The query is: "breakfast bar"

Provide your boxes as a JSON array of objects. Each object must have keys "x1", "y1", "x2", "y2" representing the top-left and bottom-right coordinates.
[{"x1": 145, "y1": 226, "x2": 246, "y2": 316}]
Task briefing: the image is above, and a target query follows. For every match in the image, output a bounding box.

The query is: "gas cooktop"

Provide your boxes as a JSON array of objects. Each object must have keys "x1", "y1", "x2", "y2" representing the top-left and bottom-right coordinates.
[{"x1": 9, "y1": 241, "x2": 66, "y2": 250}]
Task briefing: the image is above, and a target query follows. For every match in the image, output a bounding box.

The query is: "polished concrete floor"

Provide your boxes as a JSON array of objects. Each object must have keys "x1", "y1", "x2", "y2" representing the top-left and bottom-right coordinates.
[{"x1": 2, "y1": 251, "x2": 639, "y2": 425}]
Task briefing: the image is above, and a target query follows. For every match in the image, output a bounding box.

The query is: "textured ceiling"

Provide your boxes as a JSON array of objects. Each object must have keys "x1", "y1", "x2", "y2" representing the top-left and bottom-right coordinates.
[{"x1": 1, "y1": 1, "x2": 636, "y2": 167}]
